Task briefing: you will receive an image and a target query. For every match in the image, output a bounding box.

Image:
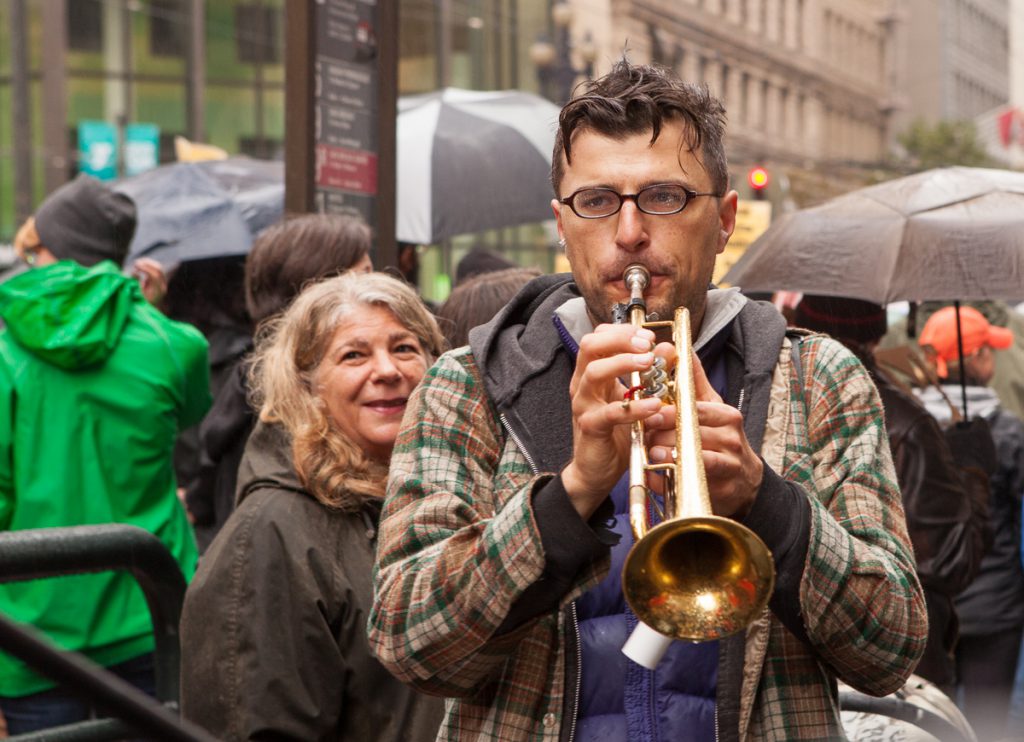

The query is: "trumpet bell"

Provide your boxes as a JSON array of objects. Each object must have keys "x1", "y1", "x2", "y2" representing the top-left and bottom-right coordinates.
[{"x1": 622, "y1": 515, "x2": 776, "y2": 642}]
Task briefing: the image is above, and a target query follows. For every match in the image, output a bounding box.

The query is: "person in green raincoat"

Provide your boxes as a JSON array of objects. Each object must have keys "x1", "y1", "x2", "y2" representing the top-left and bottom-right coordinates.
[{"x1": 0, "y1": 175, "x2": 210, "y2": 734}]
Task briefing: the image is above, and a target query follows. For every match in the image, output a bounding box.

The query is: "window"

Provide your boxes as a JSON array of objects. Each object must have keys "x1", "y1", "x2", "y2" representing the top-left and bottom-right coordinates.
[
  {"x1": 236, "y1": 4, "x2": 281, "y2": 64},
  {"x1": 67, "y1": 0, "x2": 103, "y2": 52},
  {"x1": 150, "y1": 0, "x2": 187, "y2": 58}
]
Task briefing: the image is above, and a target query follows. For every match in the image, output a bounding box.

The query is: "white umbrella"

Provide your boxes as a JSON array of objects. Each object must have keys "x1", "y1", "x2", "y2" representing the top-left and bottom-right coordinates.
[{"x1": 396, "y1": 88, "x2": 561, "y2": 244}]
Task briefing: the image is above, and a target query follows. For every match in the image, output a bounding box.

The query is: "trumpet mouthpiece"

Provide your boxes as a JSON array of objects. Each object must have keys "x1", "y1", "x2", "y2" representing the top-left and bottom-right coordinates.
[
  {"x1": 623, "y1": 264, "x2": 650, "y2": 301},
  {"x1": 623, "y1": 263, "x2": 650, "y2": 287}
]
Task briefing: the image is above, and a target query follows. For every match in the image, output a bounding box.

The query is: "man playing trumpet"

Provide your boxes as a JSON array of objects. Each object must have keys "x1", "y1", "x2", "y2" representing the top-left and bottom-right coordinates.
[{"x1": 370, "y1": 59, "x2": 926, "y2": 741}]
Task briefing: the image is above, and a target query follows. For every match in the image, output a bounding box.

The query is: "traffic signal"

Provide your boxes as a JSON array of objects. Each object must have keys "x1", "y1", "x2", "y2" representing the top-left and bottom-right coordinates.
[{"x1": 748, "y1": 166, "x2": 769, "y2": 200}]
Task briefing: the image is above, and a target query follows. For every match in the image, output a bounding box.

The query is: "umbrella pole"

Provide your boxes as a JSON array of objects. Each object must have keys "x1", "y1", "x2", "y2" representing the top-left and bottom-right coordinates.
[{"x1": 954, "y1": 301, "x2": 968, "y2": 419}]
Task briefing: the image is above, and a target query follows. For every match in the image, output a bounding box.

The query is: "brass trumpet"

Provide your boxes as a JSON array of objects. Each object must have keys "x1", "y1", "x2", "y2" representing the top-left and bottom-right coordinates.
[{"x1": 618, "y1": 264, "x2": 775, "y2": 645}]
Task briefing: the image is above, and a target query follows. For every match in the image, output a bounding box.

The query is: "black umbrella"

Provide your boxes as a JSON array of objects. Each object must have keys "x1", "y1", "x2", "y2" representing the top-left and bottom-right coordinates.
[
  {"x1": 115, "y1": 158, "x2": 283, "y2": 268},
  {"x1": 396, "y1": 88, "x2": 561, "y2": 243}
]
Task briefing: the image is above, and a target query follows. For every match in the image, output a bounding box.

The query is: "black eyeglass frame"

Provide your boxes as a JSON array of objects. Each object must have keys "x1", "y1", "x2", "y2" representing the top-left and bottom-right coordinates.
[{"x1": 558, "y1": 184, "x2": 722, "y2": 219}]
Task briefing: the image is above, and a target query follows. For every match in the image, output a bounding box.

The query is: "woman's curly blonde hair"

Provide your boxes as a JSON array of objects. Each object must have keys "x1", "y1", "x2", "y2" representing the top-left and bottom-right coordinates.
[{"x1": 248, "y1": 272, "x2": 444, "y2": 510}]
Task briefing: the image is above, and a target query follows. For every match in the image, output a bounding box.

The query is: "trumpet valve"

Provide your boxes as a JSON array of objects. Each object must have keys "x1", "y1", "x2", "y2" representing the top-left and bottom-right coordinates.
[{"x1": 640, "y1": 357, "x2": 670, "y2": 400}]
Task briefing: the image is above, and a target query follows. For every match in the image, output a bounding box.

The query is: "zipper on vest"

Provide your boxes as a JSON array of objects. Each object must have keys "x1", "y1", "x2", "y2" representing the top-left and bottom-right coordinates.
[
  {"x1": 568, "y1": 601, "x2": 582, "y2": 742},
  {"x1": 647, "y1": 665, "x2": 658, "y2": 739},
  {"x1": 715, "y1": 703, "x2": 720, "y2": 742},
  {"x1": 736, "y1": 387, "x2": 746, "y2": 414},
  {"x1": 499, "y1": 413, "x2": 539, "y2": 474}
]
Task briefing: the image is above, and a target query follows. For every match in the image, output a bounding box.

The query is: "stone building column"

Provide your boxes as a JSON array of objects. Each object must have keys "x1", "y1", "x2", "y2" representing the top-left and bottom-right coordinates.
[
  {"x1": 748, "y1": 0, "x2": 764, "y2": 34},
  {"x1": 725, "y1": 0, "x2": 742, "y2": 26},
  {"x1": 785, "y1": 87, "x2": 800, "y2": 142},
  {"x1": 747, "y1": 74, "x2": 764, "y2": 131},
  {"x1": 763, "y1": 0, "x2": 780, "y2": 42},
  {"x1": 784, "y1": 0, "x2": 799, "y2": 49},
  {"x1": 705, "y1": 58, "x2": 723, "y2": 97},
  {"x1": 726, "y1": 66, "x2": 745, "y2": 127},
  {"x1": 682, "y1": 45, "x2": 701, "y2": 83},
  {"x1": 804, "y1": 95, "x2": 825, "y2": 160}
]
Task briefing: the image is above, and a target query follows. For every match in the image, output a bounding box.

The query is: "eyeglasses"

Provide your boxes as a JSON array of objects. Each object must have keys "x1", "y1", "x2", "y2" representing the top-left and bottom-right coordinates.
[{"x1": 559, "y1": 184, "x2": 721, "y2": 219}]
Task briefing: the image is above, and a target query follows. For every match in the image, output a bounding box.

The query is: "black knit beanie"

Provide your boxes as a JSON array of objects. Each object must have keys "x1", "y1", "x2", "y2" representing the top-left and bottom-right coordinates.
[
  {"x1": 794, "y1": 295, "x2": 888, "y2": 344},
  {"x1": 34, "y1": 174, "x2": 138, "y2": 267}
]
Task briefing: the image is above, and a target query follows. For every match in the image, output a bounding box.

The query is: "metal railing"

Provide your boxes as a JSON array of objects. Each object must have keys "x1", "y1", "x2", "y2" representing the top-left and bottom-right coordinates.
[{"x1": 0, "y1": 524, "x2": 216, "y2": 741}]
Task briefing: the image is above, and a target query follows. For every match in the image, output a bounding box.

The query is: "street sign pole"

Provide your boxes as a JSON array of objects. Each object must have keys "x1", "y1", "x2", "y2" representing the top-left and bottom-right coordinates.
[{"x1": 284, "y1": 0, "x2": 398, "y2": 272}]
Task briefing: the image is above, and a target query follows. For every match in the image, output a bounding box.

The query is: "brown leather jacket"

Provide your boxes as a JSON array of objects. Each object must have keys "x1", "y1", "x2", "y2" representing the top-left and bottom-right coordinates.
[{"x1": 873, "y1": 366, "x2": 989, "y2": 690}]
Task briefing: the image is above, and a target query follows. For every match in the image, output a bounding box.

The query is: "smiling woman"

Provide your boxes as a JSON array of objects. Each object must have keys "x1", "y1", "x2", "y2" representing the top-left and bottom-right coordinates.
[
  {"x1": 315, "y1": 306, "x2": 432, "y2": 463},
  {"x1": 179, "y1": 272, "x2": 446, "y2": 742},
  {"x1": 248, "y1": 272, "x2": 445, "y2": 508}
]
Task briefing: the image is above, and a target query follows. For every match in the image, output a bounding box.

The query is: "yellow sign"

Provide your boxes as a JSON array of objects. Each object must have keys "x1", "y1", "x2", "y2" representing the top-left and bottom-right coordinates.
[{"x1": 714, "y1": 200, "x2": 772, "y2": 286}]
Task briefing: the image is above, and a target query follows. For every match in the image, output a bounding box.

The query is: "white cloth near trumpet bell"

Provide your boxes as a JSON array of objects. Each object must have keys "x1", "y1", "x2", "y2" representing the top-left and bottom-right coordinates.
[{"x1": 622, "y1": 621, "x2": 673, "y2": 669}]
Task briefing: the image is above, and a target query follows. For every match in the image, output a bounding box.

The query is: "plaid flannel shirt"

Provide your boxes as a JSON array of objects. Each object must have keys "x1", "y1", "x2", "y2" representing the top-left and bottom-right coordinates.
[{"x1": 369, "y1": 331, "x2": 926, "y2": 741}]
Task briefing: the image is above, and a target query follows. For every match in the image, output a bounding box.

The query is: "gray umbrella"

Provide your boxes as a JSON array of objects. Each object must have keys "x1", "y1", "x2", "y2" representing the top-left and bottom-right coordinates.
[
  {"x1": 723, "y1": 166, "x2": 1024, "y2": 305},
  {"x1": 723, "y1": 166, "x2": 1024, "y2": 419},
  {"x1": 115, "y1": 158, "x2": 283, "y2": 268},
  {"x1": 396, "y1": 88, "x2": 561, "y2": 244}
]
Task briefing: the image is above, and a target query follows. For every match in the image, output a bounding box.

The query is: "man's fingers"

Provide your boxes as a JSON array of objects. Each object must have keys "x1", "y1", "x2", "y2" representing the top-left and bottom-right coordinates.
[
  {"x1": 690, "y1": 350, "x2": 722, "y2": 403},
  {"x1": 574, "y1": 352, "x2": 657, "y2": 397},
  {"x1": 575, "y1": 396, "x2": 662, "y2": 435},
  {"x1": 695, "y1": 400, "x2": 743, "y2": 428},
  {"x1": 578, "y1": 324, "x2": 655, "y2": 362}
]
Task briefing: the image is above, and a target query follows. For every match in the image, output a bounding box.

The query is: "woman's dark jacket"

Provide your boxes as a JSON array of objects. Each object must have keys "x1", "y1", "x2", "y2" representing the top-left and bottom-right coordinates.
[
  {"x1": 184, "y1": 358, "x2": 254, "y2": 552},
  {"x1": 179, "y1": 422, "x2": 444, "y2": 741}
]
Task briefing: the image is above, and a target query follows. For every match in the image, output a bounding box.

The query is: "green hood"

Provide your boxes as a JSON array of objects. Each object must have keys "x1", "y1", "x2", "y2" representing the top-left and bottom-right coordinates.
[{"x1": 0, "y1": 260, "x2": 137, "y2": 370}]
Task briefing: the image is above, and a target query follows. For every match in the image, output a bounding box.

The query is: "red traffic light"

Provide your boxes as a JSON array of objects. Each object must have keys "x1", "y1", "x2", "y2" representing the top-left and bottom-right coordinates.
[{"x1": 748, "y1": 167, "x2": 770, "y2": 191}]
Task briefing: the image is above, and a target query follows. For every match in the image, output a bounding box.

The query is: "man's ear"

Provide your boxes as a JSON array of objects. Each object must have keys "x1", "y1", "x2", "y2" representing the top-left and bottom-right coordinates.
[
  {"x1": 552, "y1": 198, "x2": 566, "y2": 248},
  {"x1": 717, "y1": 190, "x2": 739, "y2": 255}
]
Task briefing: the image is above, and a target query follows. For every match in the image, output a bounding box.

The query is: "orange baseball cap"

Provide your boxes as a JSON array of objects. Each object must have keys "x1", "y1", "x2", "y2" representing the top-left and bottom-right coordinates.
[{"x1": 918, "y1": 306, "x2": 1013, "y2": 378}]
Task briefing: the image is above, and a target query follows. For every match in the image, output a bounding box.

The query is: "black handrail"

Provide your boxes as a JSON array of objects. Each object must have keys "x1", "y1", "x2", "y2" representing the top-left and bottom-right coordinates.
[
  {"x1": 0, "y1": 613, "x2": 215, "y2": 742},
  {"x1": 0, "y1": 524, "x2": 185, "y2": 704},
  {"x1": 0, "y1": 524, "x2": 216, "y2": 741}
]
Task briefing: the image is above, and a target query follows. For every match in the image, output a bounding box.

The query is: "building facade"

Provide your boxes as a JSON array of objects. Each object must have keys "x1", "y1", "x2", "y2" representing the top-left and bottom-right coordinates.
[
  {"x1": 891, "y1": 0, "x2": 1010, "y2": 132},
  {"x1": 561, "y1": 0, "x2": 902, "y2": 204}
]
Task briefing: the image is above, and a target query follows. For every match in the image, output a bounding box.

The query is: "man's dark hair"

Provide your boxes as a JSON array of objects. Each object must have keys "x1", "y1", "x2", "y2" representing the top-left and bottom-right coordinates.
[
  {"x1": 551, "y1": 59, "x2": 729, "y2": 197},
  {"x1": 454, "y1": 247, "x2": 517, "y2": 286},
  {"x1": 244, "y1": 213, "x2": 372, "y2": 324}
]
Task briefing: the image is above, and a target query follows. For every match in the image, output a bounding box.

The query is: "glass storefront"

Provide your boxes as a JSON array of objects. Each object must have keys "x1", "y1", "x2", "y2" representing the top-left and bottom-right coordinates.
[
  {"x1": 0, "y1": 0, "x2": 560, "y2": 294},
  {"x1": 0, "y1": 0, "x2": 287, "y2": 239}
]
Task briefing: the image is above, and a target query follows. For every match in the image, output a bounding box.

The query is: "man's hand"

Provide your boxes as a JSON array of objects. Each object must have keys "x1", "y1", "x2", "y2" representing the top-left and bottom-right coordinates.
[
  {"x1": 130, "y1": 258, "x2": 169, "y2": 307},
  {"x1": 561, "y1": 324, "x2": 673, "y2": 520},
  {"x1": 647, "y1": 350, "x2": 763, "y2": 519}
]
